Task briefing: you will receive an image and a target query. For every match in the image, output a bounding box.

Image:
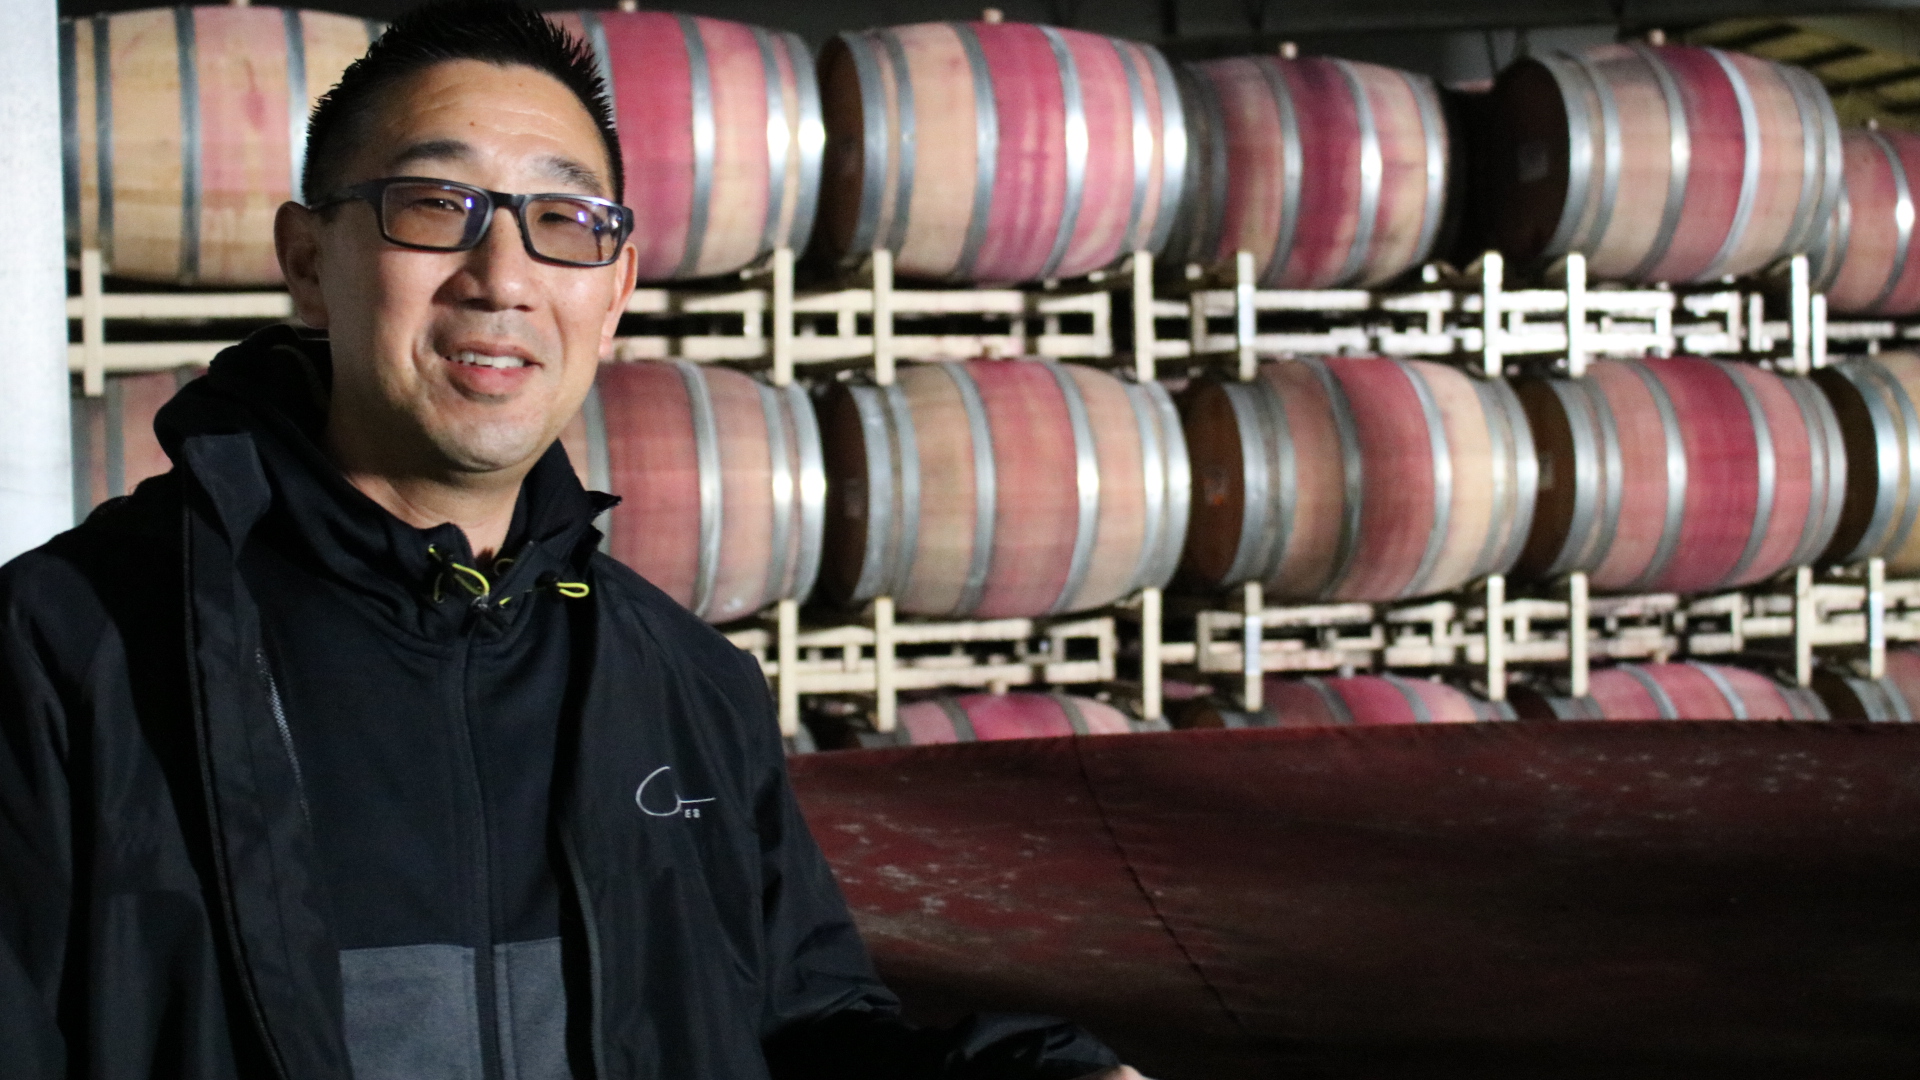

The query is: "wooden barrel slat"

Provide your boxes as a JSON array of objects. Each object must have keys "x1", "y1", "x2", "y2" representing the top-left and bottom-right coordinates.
[
  {"x1": 1180, "y1": 358, "x2": 1536, "y2": 603},
  {"x1": 1486, "y1": 44, "x2": 1840, "y2": 282},
  {"x1": 817, "y1": 20, "x2": 1184, "y2": 284},
  {"x1": 1170, "y1": 55, "x2": 1447, "y2": 288},
  {"x1": 69, "y1": 8, "x2": 821, "y2": 286},
  {"x1": 1182, "y1": 675, "x2": 1511, "y2": 728},
  {"x1": 896, "y1": 692, "x2": 1134, "y2": 744},
  {"x1": 1815, "y1": 129, "x2": 1920, "y2": 316},
  {"x1": 1515, "y1": 663, "x2": 1827, "y2": 720},
  {"x1": 68, "y1": 368, "x2": 201, "y2": 520},
  {"x1": 1816, "y1": 355, "x2": 1920, "y2": 570},
  {"x1": 574, "y1": 362, "x2": 822, "y2": 623},
  {"x1": 1517, "y1": 358, "x2": 1844, "y2": 594},
  {"x1": 551, "y1": 11, "x2": 821, "y2": 282},
  {"x1": 62, "y1": 6, "x2": 374, "y2": 285},
  {"x1": 1813, "y1": 649, "x2": 1920, "y2": 721},
  {"x1": 819, "y1": 360, "x2": 1189, "y2": 619}
]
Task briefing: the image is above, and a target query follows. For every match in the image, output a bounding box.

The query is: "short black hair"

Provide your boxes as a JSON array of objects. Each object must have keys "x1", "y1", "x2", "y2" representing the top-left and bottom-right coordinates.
[{"x1": 301, "y1": 0, "x2": 622, "y2": 205}]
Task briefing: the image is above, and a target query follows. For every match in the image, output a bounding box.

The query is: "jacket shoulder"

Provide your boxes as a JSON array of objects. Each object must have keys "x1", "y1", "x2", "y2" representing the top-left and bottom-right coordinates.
[
  {"x1": 0, "y1": 475, "x2": 184, "y2": 670},
  {"x1": 586, "y1": 552, "x2": 773, "y2": 712}
]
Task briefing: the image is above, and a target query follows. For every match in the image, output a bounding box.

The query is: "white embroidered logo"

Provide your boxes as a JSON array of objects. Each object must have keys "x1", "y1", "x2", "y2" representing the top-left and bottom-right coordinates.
[{"x1": 635, "y1": 765, "x2": 717, "y2": 820}]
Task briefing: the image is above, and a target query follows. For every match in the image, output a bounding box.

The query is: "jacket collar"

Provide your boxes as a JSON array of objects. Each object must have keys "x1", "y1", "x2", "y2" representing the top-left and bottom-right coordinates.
[{"x1": 158, "y1": 326, "x2": 612, "y2": 637}]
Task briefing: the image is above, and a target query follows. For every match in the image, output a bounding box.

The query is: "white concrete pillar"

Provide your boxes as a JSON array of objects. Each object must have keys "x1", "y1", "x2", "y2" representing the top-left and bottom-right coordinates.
[{"x1": 0, "y1": 0, "x2": 72, "y2": 561}]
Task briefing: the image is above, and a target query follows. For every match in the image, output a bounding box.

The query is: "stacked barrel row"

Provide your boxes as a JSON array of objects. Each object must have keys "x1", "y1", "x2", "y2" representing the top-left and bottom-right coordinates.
[
  {"x1": 67, "y1": 6, "x2": 1920, "y2": 316},
  {"x1": 82, "y1": 349, "x2": 1920, "y2": 623},
  {"x1": 863, "y1": 657, "x2": 1920, "y2": 744},
  {"x1": 1175, "y1": 662, "x2": 1918, "y2": 730}
]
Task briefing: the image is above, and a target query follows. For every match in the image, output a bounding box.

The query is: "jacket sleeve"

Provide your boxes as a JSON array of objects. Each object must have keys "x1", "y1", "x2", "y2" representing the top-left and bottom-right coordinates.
[
  {"x1": 0, "y1": 560, "x2": 80, "y2": 1077},
  {"x1": 743, "y1": 656, "x2": 1120, "y2": 1080}
]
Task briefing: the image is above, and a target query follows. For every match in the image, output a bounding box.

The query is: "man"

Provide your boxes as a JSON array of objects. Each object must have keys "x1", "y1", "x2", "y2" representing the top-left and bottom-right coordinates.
[{"x1": 0, "y1": 4, "x2": 1148, "y2": 1078}]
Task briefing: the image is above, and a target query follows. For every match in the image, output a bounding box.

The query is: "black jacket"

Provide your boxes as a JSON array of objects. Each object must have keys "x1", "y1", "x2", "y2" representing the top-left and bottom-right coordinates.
[{"x1": 0, "y1": 327, "x2": 1120, "y2": 1080}]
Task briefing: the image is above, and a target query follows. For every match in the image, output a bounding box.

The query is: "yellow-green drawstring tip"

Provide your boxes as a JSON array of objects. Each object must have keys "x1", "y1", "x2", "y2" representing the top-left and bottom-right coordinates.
[{"x1": 555, "y1": 581, "x2": 590, "y2": 599}]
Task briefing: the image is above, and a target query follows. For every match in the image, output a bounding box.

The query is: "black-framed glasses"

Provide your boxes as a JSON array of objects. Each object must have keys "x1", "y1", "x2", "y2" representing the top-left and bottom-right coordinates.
[{"x1": 310, "y1": 177, "x2": 633, "y2": 267}]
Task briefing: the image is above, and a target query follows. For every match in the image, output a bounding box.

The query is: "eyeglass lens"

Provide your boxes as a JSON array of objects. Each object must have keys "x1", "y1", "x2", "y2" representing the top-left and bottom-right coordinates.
[{"x1": 380, "y1": 182, "x2": 623, "y2": 265}]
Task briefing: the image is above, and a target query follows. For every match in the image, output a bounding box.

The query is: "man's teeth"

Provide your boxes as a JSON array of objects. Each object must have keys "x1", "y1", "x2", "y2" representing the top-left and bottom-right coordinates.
[{"x1": 449, "y1": 351, "x2": 528, "y2": 370}]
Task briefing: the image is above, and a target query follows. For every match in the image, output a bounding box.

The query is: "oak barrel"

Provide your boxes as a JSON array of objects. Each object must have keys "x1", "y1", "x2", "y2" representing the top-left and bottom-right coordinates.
[
  {"x1": 1516, "y1": 358, "x2": 1845, "y2": 594},
  {"x1": 561, "y1": 362, "x2": 823, "y2": 624},
  {"x1": 61, "y1": 6, "x2": 377, "y2": 284},
  {"x1": 1811, "y1": 129, "x2": 1920, "y2": 315},
  {"x1": 1167, "y1": 54, "x2": 1448, "y2": 288},
  {"x1": 549, "y1": 10, "x2": 821, "y2": 281},
  {"x1": 1510, "y1": 663, "x2": 1830, "y2": 720},
  {"x1": 890, "y1": 692, "x2": 1137, "y2": 745},
  {"x1": 818, "y1": 360, "x2": 1189, "y2": 619},
  {"x1": 1485, "y1": 43, "x2": 1841, "y2": 282},
  {"x1": 1805, "y1": 353, "x2": 1920, "y2": 572},
  {"x1": 1182, "y1": 675, "x2": 1513, "y2": 727},
  {"x1": 1180, "y1": 358, "x2": 1537, "y2": 602},
  {"x1": 1811, "y1": 649, "x2": 1920, "y2": 721},
  {"x1": 815, "y1": 20, "x2": 1186, "y2": 283},
  {"x1": 70, "y1": 368, "x2": 198, "y2": 520}
]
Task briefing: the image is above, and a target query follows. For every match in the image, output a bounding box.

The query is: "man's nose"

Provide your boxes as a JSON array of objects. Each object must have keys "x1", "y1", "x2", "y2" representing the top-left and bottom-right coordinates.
[{"x1": 457, "y1": 204, "x2": 537, "y2": 308}]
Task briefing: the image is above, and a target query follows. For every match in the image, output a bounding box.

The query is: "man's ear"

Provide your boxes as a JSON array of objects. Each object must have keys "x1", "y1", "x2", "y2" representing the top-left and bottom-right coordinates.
[
  {"x1": 275, "y1": 201, "x2": 331, "y2": 330},
  {"x1": 597, "y1": 240, "x2": 640, "y2": 358}
]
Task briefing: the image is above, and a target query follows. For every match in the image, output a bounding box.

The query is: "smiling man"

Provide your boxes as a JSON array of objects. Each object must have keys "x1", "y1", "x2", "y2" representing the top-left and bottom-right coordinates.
[{"x1": 0, "y1": 4, "x2": 1141, "y2": 1079}]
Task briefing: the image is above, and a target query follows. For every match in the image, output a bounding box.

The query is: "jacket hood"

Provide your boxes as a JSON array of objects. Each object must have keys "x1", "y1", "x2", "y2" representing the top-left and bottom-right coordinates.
[{"x1": 155, "y1": 325, "x2": 611, "y2": 636}]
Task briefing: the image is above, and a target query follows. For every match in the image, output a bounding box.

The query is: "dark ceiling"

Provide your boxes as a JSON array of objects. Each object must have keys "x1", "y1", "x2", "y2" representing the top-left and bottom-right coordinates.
[
  {"x1": 51, "y1": 0, "x2": 1920, "y2": 42},
  {"x1": 51, "y1": 0, "x2": 1920, "y2": 88}
]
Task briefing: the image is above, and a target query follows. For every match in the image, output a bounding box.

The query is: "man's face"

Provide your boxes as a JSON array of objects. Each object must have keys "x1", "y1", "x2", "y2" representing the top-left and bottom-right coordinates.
[{"x1": 278, "y1": 59, "x2": 637, "y2": 477}]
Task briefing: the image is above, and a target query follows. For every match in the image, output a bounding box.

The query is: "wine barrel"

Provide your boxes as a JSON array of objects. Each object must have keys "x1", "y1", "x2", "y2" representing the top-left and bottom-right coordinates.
[
  {"x1": 819, "y1": 360, "x2": 1189, "y2": 619},
  {"x1": 815, "y1": 20, "x2": 1186, "y2": 283},
  {"x1": 549, "y1": 11, "x2": 820, "y2": 281},
  {"x1": 560, "y1": 362, "x2": 823, "y2": 624},
  {"x1": 70, "y1": 368, "x2": 198, "y2": 519},
  {"x1": 1510, "y1": 663, "x2": 1829, "y2": 720},
  {"x1": 1812, "y1": 353, "x2": 1920, "y2": 573},
  {"x1": 1180, "y1": 358, "x2": 1537, "y2": 602},
  {"x1": 1811, "y1": 649, "x2": 1920, "y2": 721},
  {"x1": 1183, "y1": 675, "x2": 1513, "y2": 727},
  {"x1": 889, "y1": 692, "x2": 1138, "y2": 745},
  {"x1": 1167, "y1": 54, "x2": 1448, "y2": 288},
  {"x1": 61, "y1": 6, "x2": 377, "y2": 284},
  {"x1": 1811, "y1": 129, "x2": 1920, "y2": 316},
  {"x1": 1485, "y1": 43, "x2": 1841, "y2": 282},
  {"x1": 1516, "y1": 358, "x2": 1845, "y2": 594}
]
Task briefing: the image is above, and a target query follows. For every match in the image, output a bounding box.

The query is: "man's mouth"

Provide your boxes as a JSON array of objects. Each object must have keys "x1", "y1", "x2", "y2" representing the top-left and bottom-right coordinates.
[{"x1": 448, "y1": 350, "x2": 531, "y2": 370}]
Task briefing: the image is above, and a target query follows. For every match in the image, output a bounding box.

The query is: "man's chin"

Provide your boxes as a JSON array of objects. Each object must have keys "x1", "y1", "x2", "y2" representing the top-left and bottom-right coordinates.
[{"x1": 426, "y1": 426, "x2": 553, "y2": 477}]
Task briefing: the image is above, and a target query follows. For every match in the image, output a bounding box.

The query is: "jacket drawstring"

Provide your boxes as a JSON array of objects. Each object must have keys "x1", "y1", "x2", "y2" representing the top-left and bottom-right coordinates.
[{"x1": 426, "y1": 545, "x2": 590, "y2": 609}]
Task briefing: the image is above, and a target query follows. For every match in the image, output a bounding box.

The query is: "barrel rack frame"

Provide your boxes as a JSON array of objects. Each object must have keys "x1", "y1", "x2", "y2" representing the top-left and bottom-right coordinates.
[{"x1": 66, "y1": 243, "x2": 1913, "y2": 737}]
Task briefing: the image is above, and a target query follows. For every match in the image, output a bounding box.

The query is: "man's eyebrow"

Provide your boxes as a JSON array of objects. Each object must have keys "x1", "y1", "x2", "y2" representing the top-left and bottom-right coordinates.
[
  {"x1": 382, "y1": 141, "x2": 606, "y2": 196},
  {"x1": 537, "y1": 154, "x2": 608, "y2": 196},
  {"x1": 386, "y1": 138, "x2": 473, "y2": 173}
]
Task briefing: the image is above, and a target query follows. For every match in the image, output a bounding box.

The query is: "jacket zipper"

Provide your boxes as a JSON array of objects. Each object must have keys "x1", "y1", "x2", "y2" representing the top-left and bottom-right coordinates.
[
  {"x1": 561, "y1": 833, "x2": 610, "y2": 1080},
  {"x1": 452, "y1": 603, "x2": 507, "y2": 1080},
  {"x1": 254, "y1": 648, "x2": 311, "y2": 826}
]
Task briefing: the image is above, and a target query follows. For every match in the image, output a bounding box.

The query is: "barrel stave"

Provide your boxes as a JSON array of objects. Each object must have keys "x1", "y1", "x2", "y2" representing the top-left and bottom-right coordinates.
[
  {"x1": 1815, "y1": 354, "x2": 1920, "y2": 573},
  {"x1": 897, "y1": 692, "x2": 1133, "y2": 743},
  {"x1": 1188, "y1": 54, "x2": 1445, "y2": 289},
  {"x1": 817, "y1": 20, "x2": 1181, "y2": 284},
  {"x1": 1181, "y1": 359, "x2": 1535, "y2": 604},
  {"x1": 1489, "y1": 43, "x2": 1838, "y2": 283},
  {"x1": 821, "y1": 360, "x2": 1187, "y2": 620},
  {"x1": 195, "y1": 6, "x2": 293, "y2": 284},
  {"x1": 894, "y1": 364, "x2": 982, "y2": 615},
  {"x1": 63, "y1": 6, "x2": 372, "y2": 284},
  {"x1": 1519, "y1": 358, "x2": 1840, "y2": 595},
  {"x1": 1819, "y1": 130, "x2": 1920, "y2": 315}
]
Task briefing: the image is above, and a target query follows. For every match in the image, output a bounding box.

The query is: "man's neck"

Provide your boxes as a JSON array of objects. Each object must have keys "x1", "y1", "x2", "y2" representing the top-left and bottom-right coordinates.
[
  {"x1": 326, "y1": 416, "x2": 525, "y2": 563},
  {"x1": 339, "y1": 468, "x2": 522, "y2": 563}
]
